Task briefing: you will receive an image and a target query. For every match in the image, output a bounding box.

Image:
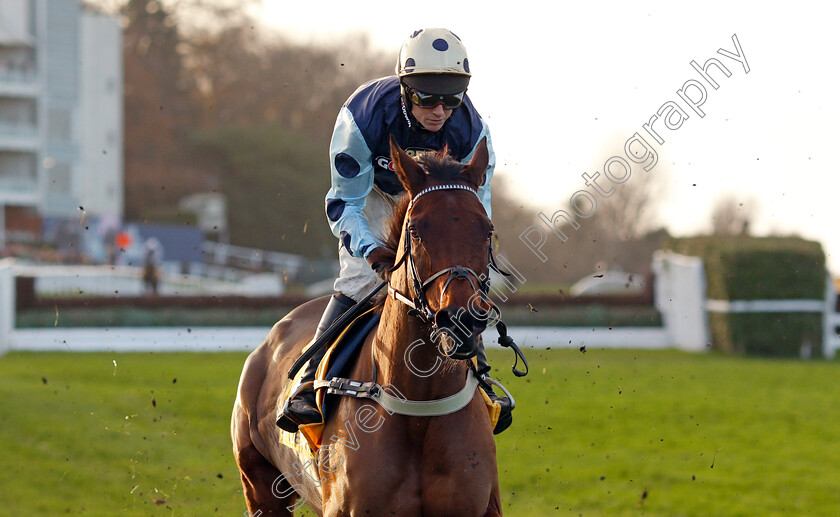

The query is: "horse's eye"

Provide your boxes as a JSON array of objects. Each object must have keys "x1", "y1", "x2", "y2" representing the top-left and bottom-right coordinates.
[{"x1": 409, "y1": 226, "x2": 421, "y2": 241}]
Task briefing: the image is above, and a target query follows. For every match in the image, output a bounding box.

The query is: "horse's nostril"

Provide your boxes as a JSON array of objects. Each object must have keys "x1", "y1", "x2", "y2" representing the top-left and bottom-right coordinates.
[
  {"x1": 431, "y1": 306, "x2": 485, "y2": 360},
  {"x1": 434, "y1": 307, "x2": 486, "y2": 337},
  {"x1": 434, "y1": 308, "x2": 454, "y2": 329}
]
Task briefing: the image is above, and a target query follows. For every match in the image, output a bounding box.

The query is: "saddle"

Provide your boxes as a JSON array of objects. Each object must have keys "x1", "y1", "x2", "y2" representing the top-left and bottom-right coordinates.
[{"x1": 278, "y1": 307, "x2": 502, "y2": 452}]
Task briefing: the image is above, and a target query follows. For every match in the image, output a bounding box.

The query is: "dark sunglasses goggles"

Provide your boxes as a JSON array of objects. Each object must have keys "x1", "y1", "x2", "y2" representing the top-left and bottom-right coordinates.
[{"x1": 409, "y1": 89, "x2": 465, "y2": 109}]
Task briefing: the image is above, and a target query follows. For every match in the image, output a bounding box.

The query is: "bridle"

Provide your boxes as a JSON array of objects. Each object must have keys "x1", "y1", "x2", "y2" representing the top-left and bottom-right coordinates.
[
  {"x1": 315, "y1": 182, "x2": 528, "y2": 418},
  {"x1": 387, "y1": 183, "x2": 508, "y2": 330},
  {"x1": 385, "y1": 182, "x2": 528, "y2": 376}
]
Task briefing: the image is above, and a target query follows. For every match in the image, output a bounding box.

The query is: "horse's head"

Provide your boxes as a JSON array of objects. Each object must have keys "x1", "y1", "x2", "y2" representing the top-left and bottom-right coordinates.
[{"x1": 386, "y1": 136, "x2": 495, "y2": 360}]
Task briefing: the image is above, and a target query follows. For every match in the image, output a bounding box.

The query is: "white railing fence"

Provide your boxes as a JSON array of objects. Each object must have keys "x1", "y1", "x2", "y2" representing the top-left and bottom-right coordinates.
[
  {"x1": 9, "y1": 262, "x2": 285, "y2": 298},
  {"x1": 825, "y1": 276, "x2": 840, "y2": 357},
  {"x1": 0, "y1": 259, "x2": 14, "y2": 355},
  {"x1": 652, "y1": 251, "x2": 710, "y2": 352},
  {"x1": 2, "y1": 254, "x2": 838, "y2": 356}
]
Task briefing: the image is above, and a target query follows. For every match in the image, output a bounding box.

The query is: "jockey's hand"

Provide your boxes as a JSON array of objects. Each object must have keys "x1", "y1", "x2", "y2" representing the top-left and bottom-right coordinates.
[{"x1": 366, "y1": 246, "x2": 397, "y2": 281}]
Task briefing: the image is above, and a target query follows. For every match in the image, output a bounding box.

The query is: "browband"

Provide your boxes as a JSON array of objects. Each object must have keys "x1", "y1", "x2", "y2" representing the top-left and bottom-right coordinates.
[{"x1": 410, "y1": 184, "x2": 479, "y2": 209}]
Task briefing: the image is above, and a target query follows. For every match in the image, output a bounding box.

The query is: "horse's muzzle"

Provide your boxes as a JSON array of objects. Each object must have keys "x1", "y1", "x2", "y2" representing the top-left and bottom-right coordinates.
[{"x1": 433, "y1": 307, "x2": 486, "y2": 359}]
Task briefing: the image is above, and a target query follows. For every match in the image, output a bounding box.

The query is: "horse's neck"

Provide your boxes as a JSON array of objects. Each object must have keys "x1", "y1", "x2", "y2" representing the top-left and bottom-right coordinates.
[{"x1": 373, "y1": 297, "x2": 466, "y2": 400}]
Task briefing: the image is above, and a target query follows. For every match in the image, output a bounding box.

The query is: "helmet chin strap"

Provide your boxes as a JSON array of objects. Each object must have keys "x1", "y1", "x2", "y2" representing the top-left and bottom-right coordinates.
[{"x1": 399, "y1": 93, "x2": 414, "y2": 129}]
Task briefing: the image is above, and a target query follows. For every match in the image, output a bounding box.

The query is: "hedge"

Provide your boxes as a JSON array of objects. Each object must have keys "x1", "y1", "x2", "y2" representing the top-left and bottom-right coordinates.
[{"x1": 666, "y1": 235, "x2": 826, "y2": 357}]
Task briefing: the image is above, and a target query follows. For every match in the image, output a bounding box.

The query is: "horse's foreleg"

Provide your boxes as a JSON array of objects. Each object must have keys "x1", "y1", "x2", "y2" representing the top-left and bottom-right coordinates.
[
  {"x1": 483, "y1": 491, "x2": 503, "y2": 517},
  {"x1": 236, "y1": 442, "x2": 299, "y2": 516}
]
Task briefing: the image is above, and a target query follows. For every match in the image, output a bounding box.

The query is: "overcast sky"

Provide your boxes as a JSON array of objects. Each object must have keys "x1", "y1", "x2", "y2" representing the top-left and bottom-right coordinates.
[{"x1": 256, "y1": 0, "x2": 840, "y2": 275}]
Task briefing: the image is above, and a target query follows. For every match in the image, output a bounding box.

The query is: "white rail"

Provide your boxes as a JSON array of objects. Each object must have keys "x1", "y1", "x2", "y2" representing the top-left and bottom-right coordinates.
[{"x1": 2, "y1": 255, "x2": 839, "y2": 357}]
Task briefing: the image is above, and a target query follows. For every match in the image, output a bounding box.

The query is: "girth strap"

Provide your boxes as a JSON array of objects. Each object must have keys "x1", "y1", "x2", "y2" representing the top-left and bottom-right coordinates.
[{"x1": 315, "y1": 370, "x2": 479, "y2": 417}]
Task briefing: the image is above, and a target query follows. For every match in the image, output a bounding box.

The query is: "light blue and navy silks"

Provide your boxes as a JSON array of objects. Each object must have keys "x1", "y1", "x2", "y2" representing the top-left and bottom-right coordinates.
[{"x1": 325, "y1": 75, "x2": 496, "y2": 260}]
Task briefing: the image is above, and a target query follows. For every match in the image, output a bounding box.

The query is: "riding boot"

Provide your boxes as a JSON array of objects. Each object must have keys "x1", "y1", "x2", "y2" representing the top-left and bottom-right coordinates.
[
  {"x1": 475, "y1": 338, "x2": 514, "y2": 435},
  {"x1": 276, "y1": 293, "x2": 356, "y2": 433}
]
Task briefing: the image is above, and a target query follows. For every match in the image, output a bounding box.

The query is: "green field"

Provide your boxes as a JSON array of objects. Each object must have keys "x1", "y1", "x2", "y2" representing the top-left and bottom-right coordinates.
[{"x1": 1, "y1": 349, "x2": 838, "y2": 516}]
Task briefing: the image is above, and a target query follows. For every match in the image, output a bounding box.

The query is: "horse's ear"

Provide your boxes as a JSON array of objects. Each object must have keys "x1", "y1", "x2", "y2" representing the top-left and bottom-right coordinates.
[
  {"x1": 390, "y1": 135, "x2": 425, "y2": 193},
  {"x1": 462, "y1": 137, "x2": 489, "y2": 189}
]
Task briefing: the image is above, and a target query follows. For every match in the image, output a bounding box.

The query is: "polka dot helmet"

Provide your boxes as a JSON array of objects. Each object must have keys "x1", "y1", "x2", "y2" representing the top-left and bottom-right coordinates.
[{"x1": 396, "y1": 28, "x2": 471, "y2": 95}]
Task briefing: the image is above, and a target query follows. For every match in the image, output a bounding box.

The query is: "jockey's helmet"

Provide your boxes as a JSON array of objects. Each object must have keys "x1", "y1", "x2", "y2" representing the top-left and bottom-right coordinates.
[{"x1": 396, "y1": 28, "x2": 471, "y2": 98}]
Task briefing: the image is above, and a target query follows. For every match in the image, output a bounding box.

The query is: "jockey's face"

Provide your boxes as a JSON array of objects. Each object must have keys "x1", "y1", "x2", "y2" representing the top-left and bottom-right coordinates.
[{"x1": 411, "y1": 102, "x2": 453, "y2": 132}]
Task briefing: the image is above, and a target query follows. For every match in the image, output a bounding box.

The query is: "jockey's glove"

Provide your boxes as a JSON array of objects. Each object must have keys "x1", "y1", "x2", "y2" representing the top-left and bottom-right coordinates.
[{"x1": 366, "y1": 246, "x2": 397, "y2": 281}]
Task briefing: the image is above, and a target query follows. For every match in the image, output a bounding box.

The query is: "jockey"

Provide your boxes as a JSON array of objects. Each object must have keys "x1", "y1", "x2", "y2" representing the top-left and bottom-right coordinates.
[{"x1": 278, "y1": 28, "x2": 513, "y2": 434}]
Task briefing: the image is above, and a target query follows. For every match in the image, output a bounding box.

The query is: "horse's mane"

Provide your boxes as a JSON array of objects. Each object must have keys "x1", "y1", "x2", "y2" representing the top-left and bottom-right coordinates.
[
  {"x1": 384, "y1": 194, "x2": 411, "y2": 254},
  {"x1": 383, "y1": 148, "x2": 466, "y2": 252}
]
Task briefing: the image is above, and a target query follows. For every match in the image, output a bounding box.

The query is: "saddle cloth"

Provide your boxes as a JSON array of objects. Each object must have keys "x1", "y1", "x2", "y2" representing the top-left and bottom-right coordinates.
[{"x1": 277, "y1": 307, "x2": 379, "y2": 451}]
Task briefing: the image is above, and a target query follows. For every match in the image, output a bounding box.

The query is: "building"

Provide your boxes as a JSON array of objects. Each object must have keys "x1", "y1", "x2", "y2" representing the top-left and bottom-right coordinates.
[{"x1": 0, "y1": 0, "x2": 122, "y2": 248}]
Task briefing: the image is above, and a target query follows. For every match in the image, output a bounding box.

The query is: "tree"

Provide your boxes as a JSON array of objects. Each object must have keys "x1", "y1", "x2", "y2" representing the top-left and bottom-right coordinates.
[
  {"x1": 188, "y1": 26, "x2": 390, "y2": 139},
  {"x1": 183, "y1": 28, "x2": 392, "y2": 255},
  {"x1": 120, "y1": 0, "x2": 207, "y2": 220},
  {"x1": 587, "y1": 166, "x2": 665, "y2": 243},
  {"x1": 710, "y1": 194, "x2": 756, "y2": 235},
  {"x1": 493, "y1": 157, "x2": 672, "y2": 286},
  {"x1": 489, "y1": 174, "x2": 549, "y2": 283},
  {"x1": 189, "y1": 125, "x2": 335, "y2": 257}
]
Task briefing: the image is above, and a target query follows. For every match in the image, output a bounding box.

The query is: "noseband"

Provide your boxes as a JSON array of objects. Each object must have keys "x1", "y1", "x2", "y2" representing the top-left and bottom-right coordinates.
[{"x1": 387, "y1": 183, "x2": 506, "y2": 330}]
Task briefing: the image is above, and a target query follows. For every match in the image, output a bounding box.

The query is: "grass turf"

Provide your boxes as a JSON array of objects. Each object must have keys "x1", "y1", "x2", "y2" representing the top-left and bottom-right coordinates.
[{"x1": 1, "y1": 348, "x2": 838, "y2": 516}]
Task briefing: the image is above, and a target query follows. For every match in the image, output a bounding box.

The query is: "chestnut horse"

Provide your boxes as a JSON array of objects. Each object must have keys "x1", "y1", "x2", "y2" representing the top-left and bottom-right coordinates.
[{"x1": 232, "y1": 137, "x2": 502, "y2": 516}]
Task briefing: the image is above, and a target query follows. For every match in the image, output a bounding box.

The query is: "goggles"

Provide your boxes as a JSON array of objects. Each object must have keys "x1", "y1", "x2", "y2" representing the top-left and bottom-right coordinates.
[{"x1": 409, "y1": 89, "x2": 465, "y2": 110}]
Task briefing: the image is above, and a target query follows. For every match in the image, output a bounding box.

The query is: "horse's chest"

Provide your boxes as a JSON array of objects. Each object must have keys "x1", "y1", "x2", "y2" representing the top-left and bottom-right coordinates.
[{"x1": 324, "y1": 431, "x2": 495, "y2": 516}]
